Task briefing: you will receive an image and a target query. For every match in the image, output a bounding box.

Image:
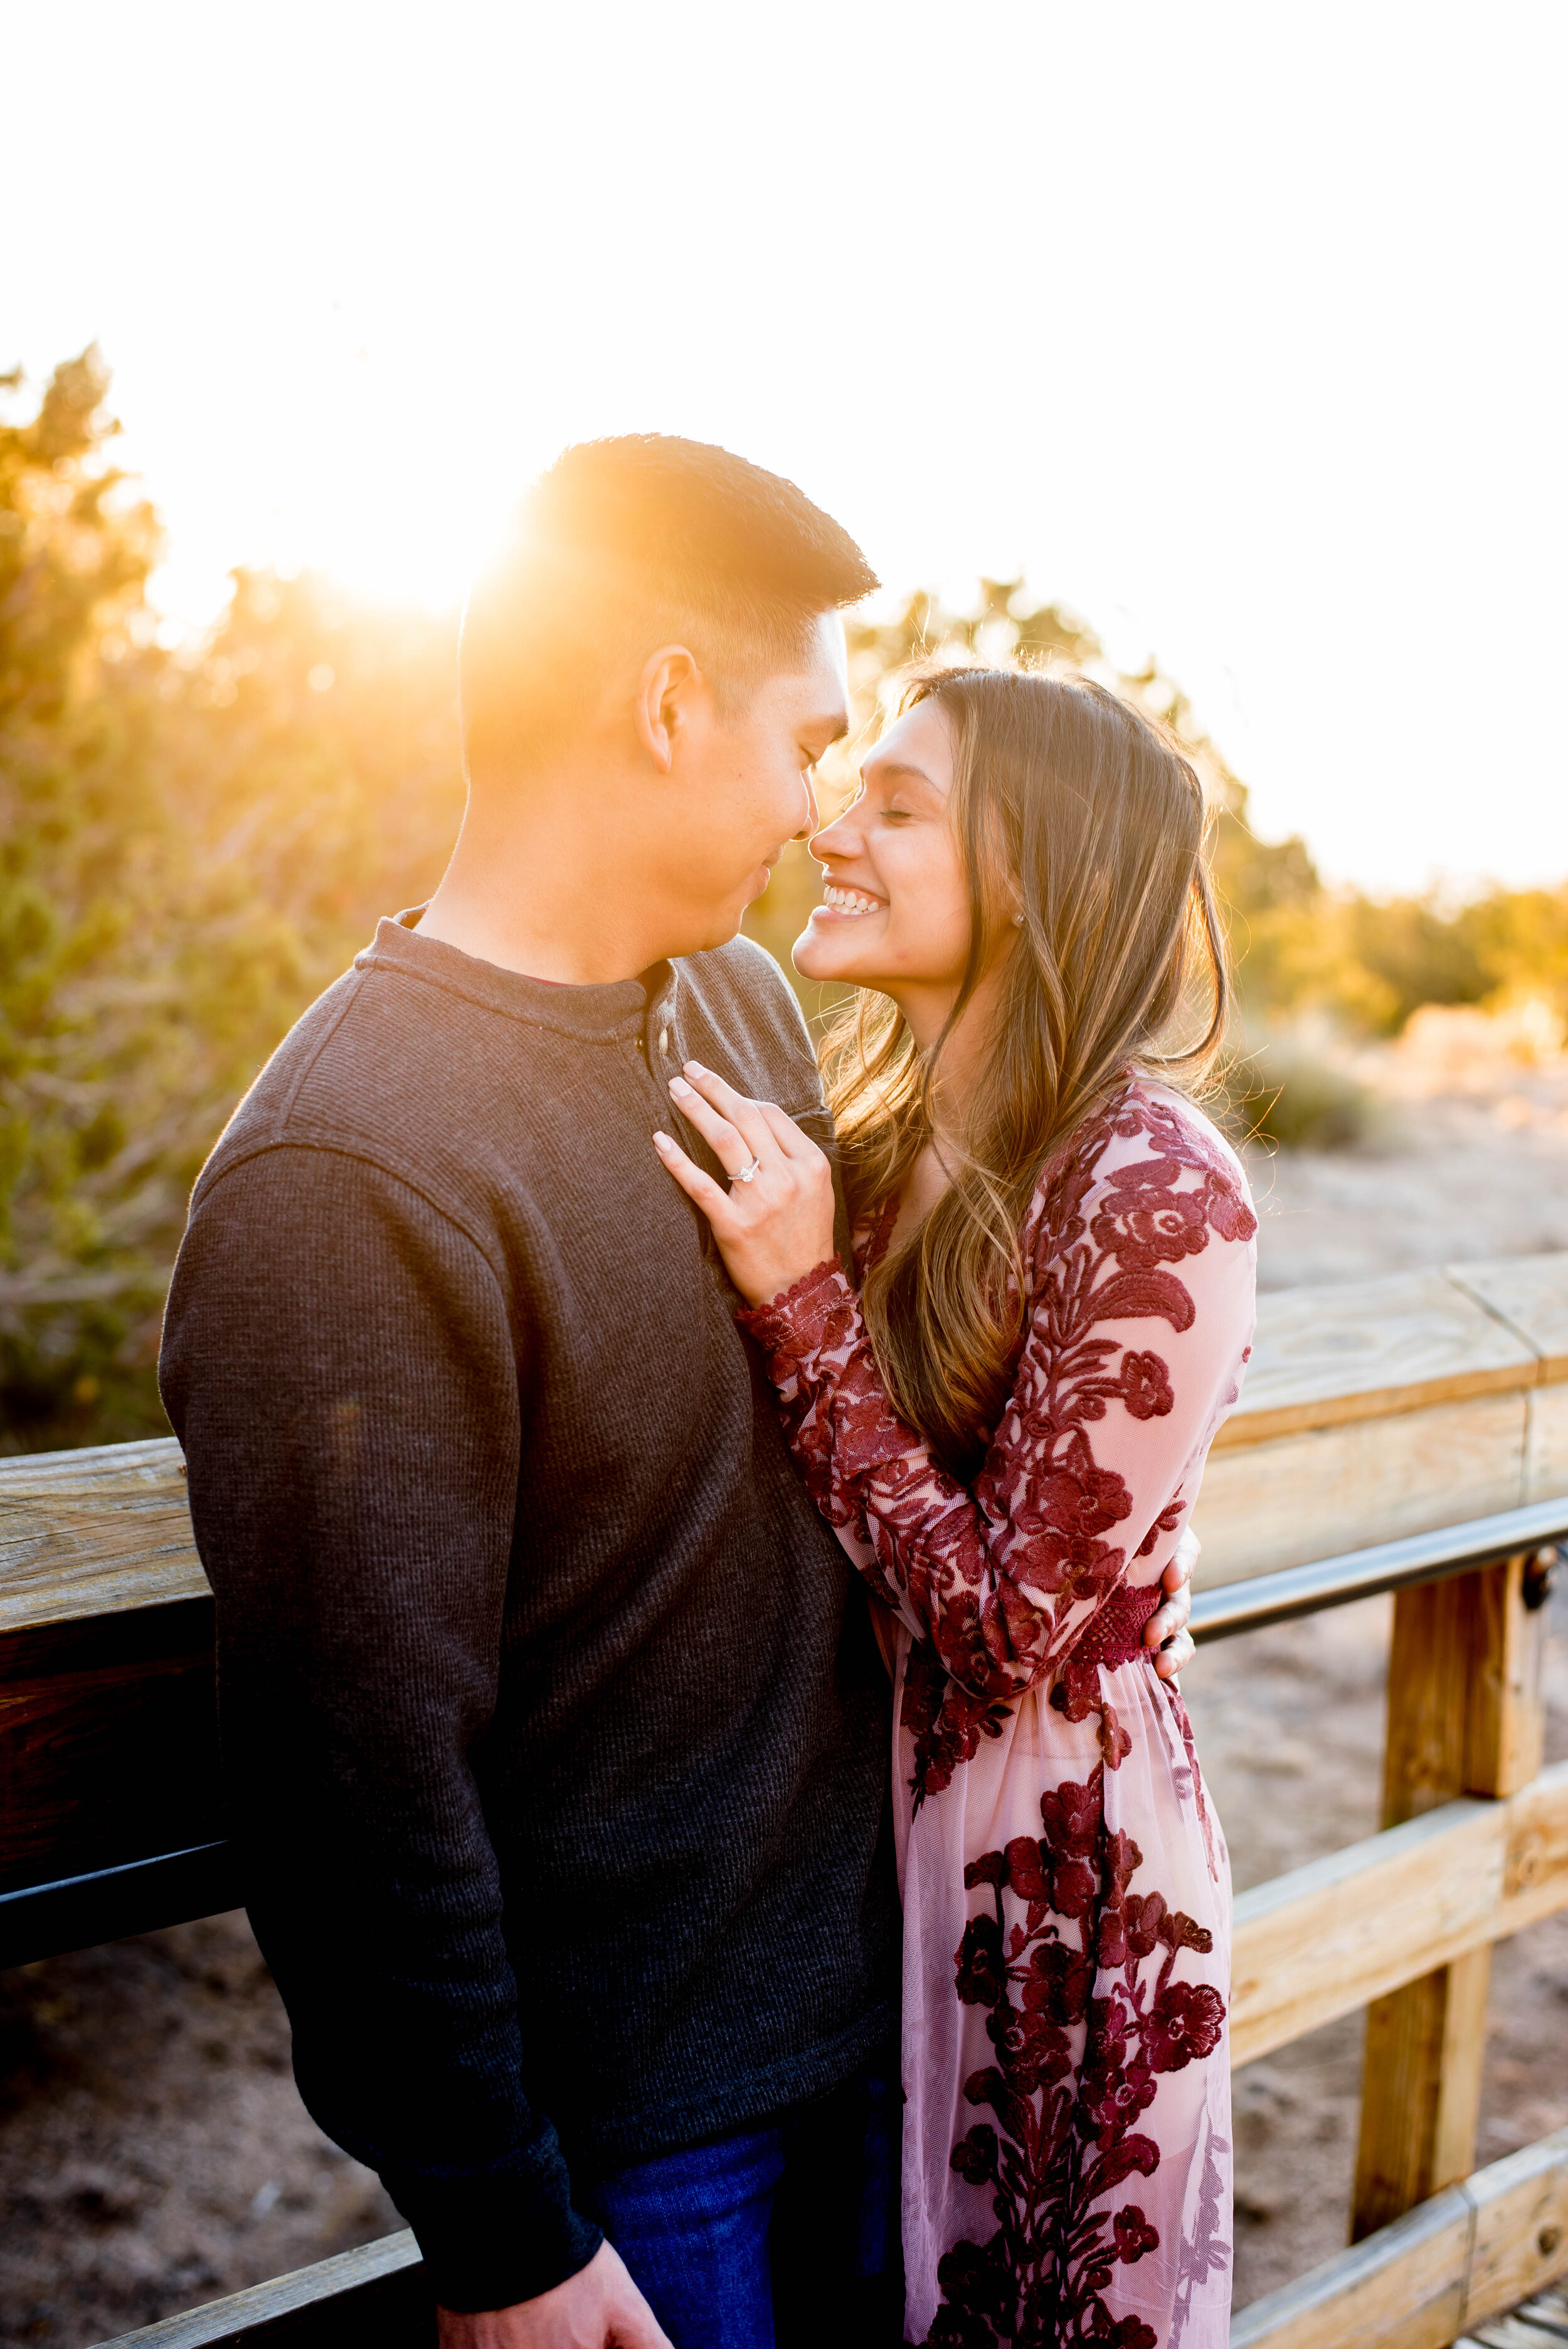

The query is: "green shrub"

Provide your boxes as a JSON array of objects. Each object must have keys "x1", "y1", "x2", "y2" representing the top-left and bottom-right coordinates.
[{"x1": 1225, "y1": 1031, "x2": 1377, "y2": 1152}]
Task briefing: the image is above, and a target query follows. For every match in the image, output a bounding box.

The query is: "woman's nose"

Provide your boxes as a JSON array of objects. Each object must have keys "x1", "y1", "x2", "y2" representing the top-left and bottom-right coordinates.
[{"x1": 809, "y1": 810, "x2": 852, "y2": 861}]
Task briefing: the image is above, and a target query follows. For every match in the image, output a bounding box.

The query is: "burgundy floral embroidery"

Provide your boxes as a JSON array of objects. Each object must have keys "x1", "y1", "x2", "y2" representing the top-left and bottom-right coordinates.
[
  {"x1": 903, "y1": 1638, "x2": 1015, "y2": 1805},
  {"x1": 738, "y1": 1082, "x2": 1256, "y2": 2347},
  {"x1": 741, "y1": 1084, "x2": 1256, "y2": 1791},
  {"x1": 1120, "y1": 1350, "x2": 1175, "y2": 1422},
  {"x1": 933, "y1": 1771, "x2": 1224, "y2": 2346},
  {"x1": 1091, "y1": 1158, "x2": 1212, "y2": 1271},
  {"x1": 1135, "y1": 1496, "x2": 1186, "y2": 1560}
]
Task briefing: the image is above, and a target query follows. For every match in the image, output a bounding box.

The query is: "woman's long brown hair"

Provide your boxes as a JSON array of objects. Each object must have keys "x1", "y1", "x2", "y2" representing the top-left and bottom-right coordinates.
[{"x1": 823, "y1": 664, "x2": 1232, "y2": 1480}]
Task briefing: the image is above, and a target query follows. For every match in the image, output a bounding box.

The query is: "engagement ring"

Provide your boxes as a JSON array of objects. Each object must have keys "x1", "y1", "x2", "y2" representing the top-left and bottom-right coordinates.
[{"x1": 731, "y1": 1157, "x2": 763, "y2": 1185}]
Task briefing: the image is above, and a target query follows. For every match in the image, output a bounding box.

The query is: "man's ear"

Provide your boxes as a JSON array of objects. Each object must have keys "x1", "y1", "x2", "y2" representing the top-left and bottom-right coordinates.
[{"x1": 634, "y1": 645, "x2": 703, "y2": 775}]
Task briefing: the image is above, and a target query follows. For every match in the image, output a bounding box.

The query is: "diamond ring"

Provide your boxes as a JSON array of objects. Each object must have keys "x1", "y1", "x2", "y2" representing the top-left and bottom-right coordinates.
[{"x1": 731, "y1": 1157, "x2": 763, "y2": 1185}]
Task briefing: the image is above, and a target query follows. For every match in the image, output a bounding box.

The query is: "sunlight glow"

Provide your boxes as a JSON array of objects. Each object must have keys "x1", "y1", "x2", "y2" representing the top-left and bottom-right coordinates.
[{"x1": 6, "y1": 0, "x2": 1565, "y2": 892}]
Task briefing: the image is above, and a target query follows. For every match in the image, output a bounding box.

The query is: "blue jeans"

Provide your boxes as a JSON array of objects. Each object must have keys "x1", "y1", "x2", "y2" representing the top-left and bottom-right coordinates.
[{"x1": 576, "y1": 2054, "x2": 904, "y2": 2349}]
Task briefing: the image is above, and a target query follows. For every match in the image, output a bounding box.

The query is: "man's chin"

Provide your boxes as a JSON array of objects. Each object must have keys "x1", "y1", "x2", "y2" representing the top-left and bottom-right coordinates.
[{"x1": 691, "y1": 901, "x2": 751, "y2": 956}]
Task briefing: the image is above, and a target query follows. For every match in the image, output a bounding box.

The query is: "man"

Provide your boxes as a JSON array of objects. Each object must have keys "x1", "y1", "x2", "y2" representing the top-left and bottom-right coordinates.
[{"x1": 161, "y1": 438, "x2": 1193, "y2": 2348}]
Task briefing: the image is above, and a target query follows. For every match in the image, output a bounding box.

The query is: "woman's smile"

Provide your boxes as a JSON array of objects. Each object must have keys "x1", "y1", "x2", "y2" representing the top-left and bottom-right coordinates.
[{"x1": 812, "y1": 883, "x2": 887, "y2": 920}]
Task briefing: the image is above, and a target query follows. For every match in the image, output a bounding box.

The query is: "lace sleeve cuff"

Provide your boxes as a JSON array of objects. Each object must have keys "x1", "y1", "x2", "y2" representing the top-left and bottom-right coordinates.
[{"x1": 736, "y1": 1256, "x2": 853, "y2": 1359}]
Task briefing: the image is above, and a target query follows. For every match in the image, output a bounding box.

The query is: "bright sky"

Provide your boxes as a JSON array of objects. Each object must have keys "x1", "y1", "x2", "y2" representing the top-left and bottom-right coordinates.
[{"x1": 8, "y1": 1, "x2": 1564, "y2": 893}]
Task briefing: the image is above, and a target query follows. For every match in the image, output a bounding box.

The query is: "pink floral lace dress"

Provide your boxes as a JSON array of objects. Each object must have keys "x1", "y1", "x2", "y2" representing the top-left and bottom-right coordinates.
[{"x1": 739, "y1": 1083, "x2": 1258, "y2": 2348}]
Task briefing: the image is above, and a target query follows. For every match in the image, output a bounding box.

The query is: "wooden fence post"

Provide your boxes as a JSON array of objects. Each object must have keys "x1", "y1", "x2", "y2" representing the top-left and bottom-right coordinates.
[{"x1": 1350, "y1": 1554, "x2": 1549, "y2": 2241}]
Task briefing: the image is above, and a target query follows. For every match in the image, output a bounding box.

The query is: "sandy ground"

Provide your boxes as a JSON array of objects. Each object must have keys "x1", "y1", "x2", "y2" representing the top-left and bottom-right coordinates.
[
  {"x1": 5, "y1": 1011, "x2": 1568, "y2": 2345},
  {"x1": 0, "y1": 1922, "x2": 399, "y2": 2343},
  {"x1": 1243, "y1": 1007, "x2": 1568, "y2": 1292}
]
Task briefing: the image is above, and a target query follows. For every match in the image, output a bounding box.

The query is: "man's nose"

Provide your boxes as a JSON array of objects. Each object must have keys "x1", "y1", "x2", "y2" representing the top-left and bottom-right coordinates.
[{"x1": 794, "y1": 772, "x2": 821, "y2": 841}]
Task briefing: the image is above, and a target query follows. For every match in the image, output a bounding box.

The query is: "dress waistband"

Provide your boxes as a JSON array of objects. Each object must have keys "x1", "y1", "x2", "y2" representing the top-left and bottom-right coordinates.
[{"x1": 1072, "y1": 1581, "x2": 1163, "y2": 1672}]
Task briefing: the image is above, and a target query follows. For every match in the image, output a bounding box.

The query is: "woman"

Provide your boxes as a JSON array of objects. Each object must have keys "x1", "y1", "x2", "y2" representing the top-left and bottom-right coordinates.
[{"x1": 654, "y1": 665, "x2": 1256, "y2": 2348}]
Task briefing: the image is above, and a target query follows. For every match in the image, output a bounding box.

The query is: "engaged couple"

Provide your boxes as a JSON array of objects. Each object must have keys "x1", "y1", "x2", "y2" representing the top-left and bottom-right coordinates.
[{"x1": 161, "y1": 437, "x2": 1258, "y2": 2348}]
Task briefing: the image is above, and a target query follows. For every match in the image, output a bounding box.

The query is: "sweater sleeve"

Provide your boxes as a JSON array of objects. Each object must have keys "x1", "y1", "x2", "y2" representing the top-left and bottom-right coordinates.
[
  {"x1": 739, "y1": 1094, "x2": 1256, "y2": 1729},
  {"x1": 158, "y1": 1143, "x2": 603, "y2": 2312}
]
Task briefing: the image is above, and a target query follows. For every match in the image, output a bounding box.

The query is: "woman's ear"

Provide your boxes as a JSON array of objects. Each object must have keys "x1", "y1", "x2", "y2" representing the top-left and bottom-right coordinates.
[{"x1": 634, "y1": 645, "x2": 702, "y2": 775}]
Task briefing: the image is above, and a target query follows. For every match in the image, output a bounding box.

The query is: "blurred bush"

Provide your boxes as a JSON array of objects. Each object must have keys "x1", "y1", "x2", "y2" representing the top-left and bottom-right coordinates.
[
  {"x1": 1224, "y1": 1028, "x2": 1379, "y2": 1153},
  {"x1": 0, "y1": 352, "x2": 461, "y2": 1450},
  {"x1": 3, "y1": 353, "x2": 1564, "y2": 1450}
]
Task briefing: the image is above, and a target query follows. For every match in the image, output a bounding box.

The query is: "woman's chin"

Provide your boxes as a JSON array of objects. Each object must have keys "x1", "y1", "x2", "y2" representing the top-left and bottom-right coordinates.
[
  {"x1": 792, "y1": 926, "x2": 859, "y2": 983},
  {"x1": 793, "y1": 907, "x2": 903, "y2": 987}
]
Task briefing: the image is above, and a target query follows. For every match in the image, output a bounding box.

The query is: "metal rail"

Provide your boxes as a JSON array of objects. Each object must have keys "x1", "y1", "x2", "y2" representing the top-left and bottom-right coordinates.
[
  {"x1": 0, "y1": 1840, "x2": 243, "y2": 1973},
  {"x1": 1189, "y1": 1496, "x2": 1568, "y2": 1643}
]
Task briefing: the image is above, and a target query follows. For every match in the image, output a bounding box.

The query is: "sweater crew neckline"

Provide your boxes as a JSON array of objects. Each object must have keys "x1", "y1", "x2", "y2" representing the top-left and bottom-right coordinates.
[{"x1": 356, "y1": 911, "x2": 675, "y2": 1043}]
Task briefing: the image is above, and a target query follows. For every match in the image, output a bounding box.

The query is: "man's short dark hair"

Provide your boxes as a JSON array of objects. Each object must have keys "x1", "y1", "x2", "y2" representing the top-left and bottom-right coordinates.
[{"x1": 460, "y1": 435, "x2": 879, "y2": 782}]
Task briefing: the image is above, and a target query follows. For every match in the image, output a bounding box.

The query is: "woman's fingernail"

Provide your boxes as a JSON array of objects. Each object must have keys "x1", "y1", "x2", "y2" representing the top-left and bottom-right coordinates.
[
  {"x1": 669, "y1": 1076, "x2": 692, "y2": 1097},
  {"x1": 653, "y1": 1131, "x2": 674, "y2": 1148},
  {"x1": 684, "y1": 1060, "x2": 709, "y2": 1078}
]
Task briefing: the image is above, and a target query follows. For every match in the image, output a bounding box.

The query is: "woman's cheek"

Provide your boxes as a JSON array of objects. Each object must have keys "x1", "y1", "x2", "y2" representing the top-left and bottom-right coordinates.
[{"x1": 927, "y1": 901, "x2": 976, "y2": 985}]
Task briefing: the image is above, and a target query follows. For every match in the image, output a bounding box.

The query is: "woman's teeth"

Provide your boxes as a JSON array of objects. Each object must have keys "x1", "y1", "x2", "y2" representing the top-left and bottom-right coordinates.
[{"x1": 823, "y1": 885, "x2": 882, "y2": 917}]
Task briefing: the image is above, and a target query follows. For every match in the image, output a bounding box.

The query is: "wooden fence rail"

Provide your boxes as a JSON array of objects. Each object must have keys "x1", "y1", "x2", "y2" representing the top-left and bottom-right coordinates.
[
  {"x1": 1231, "y1": 1761, "x2": 1568, "y2": 2072},
  {"x1": 1195, "y1": 1254, "x2": 1568, "y2": 1583},
  {"x1": 5, "y1": 1249, "x2": 1568, "y2": 2346},
  {"x1": 1232, "y1": 2126, "x2": 1568, "y2": 2349}
]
